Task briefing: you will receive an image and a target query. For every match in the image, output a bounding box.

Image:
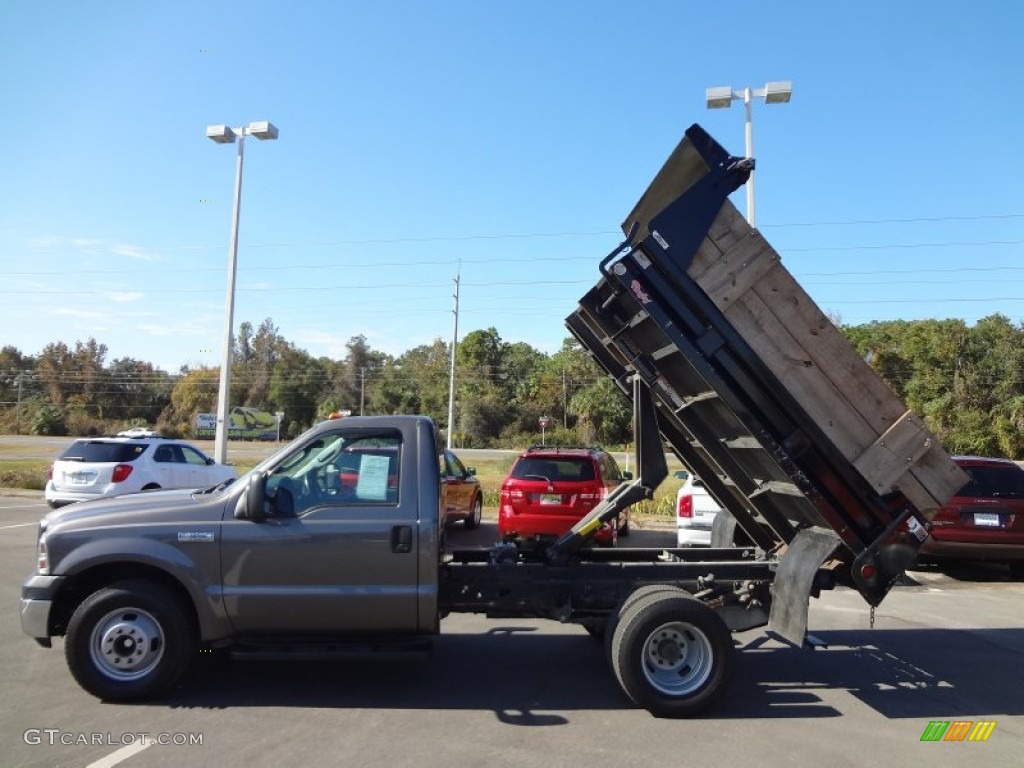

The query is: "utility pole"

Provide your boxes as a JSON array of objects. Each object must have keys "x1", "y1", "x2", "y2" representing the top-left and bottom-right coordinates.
[
  {"x1": 15, "y1": 371, "x2": 26, "y2": 435},
  {"x1": 562, "y1": 366, "x2": 567, "y2": 428},
  {"x1": 359, "y1": 367, "x2": 367, "y2": 416},
  {"x1": 446, "y1": 271, "x2": 460, "y2": 449}
]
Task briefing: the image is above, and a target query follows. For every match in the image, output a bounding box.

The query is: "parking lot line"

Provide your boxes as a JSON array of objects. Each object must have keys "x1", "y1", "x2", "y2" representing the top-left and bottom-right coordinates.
[
  {"x1": 85, "y1": 741, "x2": 151, "y2": 768},
  {"x1": 0, "y1": 523, "x2": 36, "y2": 530}
]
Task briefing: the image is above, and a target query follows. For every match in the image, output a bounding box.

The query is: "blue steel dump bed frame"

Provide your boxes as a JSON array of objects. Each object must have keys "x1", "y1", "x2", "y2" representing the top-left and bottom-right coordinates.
[{"x1": 564, "y1": 124, "x2": 950, "y2": 615}]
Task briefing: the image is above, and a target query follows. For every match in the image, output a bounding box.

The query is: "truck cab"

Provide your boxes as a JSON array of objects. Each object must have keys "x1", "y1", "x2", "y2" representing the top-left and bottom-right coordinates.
[{"x1": 21, "y1": 415, "x2": 444, "y2": 700}]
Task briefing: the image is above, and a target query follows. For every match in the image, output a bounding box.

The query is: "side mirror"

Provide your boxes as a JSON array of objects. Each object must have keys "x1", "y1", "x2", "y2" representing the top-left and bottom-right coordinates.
[
  {"x1": 206, "y1": 457, "x2": 215, "y2": 466},
  {"x1": 622, "y1": 471, "x2": 634, "y2": 481},
  {"x1": 235, "y1": 472, "x2": 267, "y2": 521},
  {"x1": 673, "y1": 470, "x2": 690, "y2": 481},
  {"x1": 466, "y1": 466, "x2": 476, "y2": 477}
]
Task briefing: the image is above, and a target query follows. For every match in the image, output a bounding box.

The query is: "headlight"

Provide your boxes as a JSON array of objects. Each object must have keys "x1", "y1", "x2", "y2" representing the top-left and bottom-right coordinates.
[{"x1": 37, "y1": 534, "x2": 49, "y2": 575}]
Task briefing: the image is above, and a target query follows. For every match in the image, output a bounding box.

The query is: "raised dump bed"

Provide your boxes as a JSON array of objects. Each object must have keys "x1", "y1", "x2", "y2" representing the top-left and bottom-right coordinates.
[{"x1": 567, "y1": 124, "x2": 967, "y2": 614}]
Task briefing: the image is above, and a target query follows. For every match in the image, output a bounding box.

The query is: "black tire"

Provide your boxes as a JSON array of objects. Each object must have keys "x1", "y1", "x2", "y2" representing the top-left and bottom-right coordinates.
[
  {"x1": 610, "y1": 592, "x2": 733, "y2": 718},
  {"x1": 618, "y1": 516, "x2": 631, "y2": 537},
  {"x1": 64, "y1": 579, "x2": 195, "y2": 701},
  {"x1": 464, "y1": 496, "x2": 482, "y2": 530},
  {"x1": 604, "y1": 585, "x2": 687, "y2": 666},
  {"x1": 141, "y1": 483, "x2": 161, "y2": 491}
]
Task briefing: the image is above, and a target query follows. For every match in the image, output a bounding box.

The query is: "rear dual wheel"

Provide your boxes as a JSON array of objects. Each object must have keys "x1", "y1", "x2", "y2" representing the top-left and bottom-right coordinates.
[{"x1": 609, "y1": 591, "x2": 733, "y2": 718}]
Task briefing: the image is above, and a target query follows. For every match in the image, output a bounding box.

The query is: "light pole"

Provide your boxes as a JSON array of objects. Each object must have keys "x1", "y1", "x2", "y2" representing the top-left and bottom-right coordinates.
[
  {"x1": 205, "y1": 120, "x2": 278, "y2": 465},
  {"x1": 705, "y1": 81, "x2": 791, "y2": 226}
]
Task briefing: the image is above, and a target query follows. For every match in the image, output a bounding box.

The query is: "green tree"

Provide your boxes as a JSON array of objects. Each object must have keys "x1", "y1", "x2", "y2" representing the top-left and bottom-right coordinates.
[{"x1": 270, "y1": 347, "x2": 326, "y2": 430}]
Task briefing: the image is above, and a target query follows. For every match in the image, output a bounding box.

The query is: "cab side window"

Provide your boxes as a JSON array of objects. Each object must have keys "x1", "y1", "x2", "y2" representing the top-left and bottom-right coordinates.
[{"x1": 267, "y1": 430, "x2": 402, "y2": 517}]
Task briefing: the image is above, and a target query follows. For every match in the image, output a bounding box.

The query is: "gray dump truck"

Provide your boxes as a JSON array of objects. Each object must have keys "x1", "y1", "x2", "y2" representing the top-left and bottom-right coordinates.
[{"x1": 20, "y1": 125, "x2": 967, "y2": 718}]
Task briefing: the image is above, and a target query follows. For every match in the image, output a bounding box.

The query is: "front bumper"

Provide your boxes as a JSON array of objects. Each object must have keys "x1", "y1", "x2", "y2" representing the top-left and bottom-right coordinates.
[{"x1": 20, "y1": 574, "x2": 65, "y2": 645}]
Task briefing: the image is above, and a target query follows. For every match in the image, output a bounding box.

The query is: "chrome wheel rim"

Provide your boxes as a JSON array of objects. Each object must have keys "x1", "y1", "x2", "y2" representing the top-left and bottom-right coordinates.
[
  {"x1": 641, "y1": 620, "x2": 713, "y2": 696},
  {"x1": 89, "y1": 607, "x2": 165, "y2": 681}
]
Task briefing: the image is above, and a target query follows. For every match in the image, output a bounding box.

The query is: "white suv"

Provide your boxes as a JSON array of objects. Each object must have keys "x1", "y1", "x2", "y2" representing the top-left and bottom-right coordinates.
[
  {"x1": 45, "y1": 437, "x2": 237, "y2": 508},
  {"x1": 675, "y1": 470, "x2": 723, "y2": 547}
]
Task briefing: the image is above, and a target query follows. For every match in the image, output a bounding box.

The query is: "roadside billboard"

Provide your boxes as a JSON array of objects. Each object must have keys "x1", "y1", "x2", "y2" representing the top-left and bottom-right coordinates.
[{"x1": 194, "y1": 407, "x2": 278, "y2": 441}]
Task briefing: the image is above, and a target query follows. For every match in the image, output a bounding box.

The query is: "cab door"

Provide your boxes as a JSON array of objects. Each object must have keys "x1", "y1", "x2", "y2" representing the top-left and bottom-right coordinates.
[{"x1": 219, "y1": 429, "x2": 420, "y2": 634}]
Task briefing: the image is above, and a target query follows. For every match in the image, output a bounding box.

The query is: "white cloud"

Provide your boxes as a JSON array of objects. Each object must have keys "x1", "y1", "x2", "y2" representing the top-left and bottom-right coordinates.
[
  {"x1": 55, "y1": 308, "x2": 106, "y2": 319},
  {"x1": 110, "y1": 244, "x2": 149, "y2": 260},
  {"x1": 25, "y1": 235, "x2": 150, "y2": 261},
  {"x1": 26, "y1": 235, "x2": 64, "y2": 249},
  {"x1": 106, "y1": 291, "x2": 144, "y2": 303}
]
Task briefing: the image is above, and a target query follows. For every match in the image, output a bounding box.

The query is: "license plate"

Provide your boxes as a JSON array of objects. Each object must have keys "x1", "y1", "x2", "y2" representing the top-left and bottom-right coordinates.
[
  {"x1": 68, "y1": 472, "x2": 95, "y2": 485},
  {"x1": 540, "y1": 494, "x2": 561, "y2": 505},
  {"x1": 974, "y1": 512, "x2": 1001, "y2": 527}
]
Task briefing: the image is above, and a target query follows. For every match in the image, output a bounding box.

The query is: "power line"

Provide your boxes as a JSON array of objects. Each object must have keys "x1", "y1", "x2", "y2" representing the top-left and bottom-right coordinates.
[
  {"x1": 5, "y1": 238, "x2": 1023, "y2": 278},
  {"x1": 786, "y1": 239, "x2": 1023, "y2": 253}
]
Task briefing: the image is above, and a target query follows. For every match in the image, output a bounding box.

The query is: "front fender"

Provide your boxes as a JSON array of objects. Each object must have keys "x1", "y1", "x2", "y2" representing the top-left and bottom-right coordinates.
[{"x1": 53, "y1": 537, "x2": 232, "y2": 641}]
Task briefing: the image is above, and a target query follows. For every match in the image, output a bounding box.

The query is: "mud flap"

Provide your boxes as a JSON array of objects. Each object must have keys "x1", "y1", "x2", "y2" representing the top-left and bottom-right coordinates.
[
  {"x1": 710, "y1": 511, "x2": 738, "y2": 548},
  {"x1": 767, "y1": 526, "x2": 841, "y2": 646}
]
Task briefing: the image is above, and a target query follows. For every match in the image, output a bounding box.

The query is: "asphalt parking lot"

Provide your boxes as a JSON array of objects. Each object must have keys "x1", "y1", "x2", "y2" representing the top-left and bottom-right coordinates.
[{"x1": 2, "y1": 496, "x2": 1022, "y2": 768}]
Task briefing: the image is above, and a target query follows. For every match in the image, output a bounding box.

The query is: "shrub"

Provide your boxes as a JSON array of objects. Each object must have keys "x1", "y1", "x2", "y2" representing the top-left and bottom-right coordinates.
[{"x1": 31, "y1": 406, "x2": 67, "y2": 436}]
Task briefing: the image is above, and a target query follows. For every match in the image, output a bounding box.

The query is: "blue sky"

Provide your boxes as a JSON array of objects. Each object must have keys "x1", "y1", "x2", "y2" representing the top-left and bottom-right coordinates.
[{"x1": 2, "y1": 1, "x2": 1022, "y2": 372}]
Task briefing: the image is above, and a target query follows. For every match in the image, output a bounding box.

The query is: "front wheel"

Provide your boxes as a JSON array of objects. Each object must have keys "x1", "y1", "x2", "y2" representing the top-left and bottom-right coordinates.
[
  {"x1": 610, "y1": 592, "x2": 733, "y2": 718},
  {"x1": 65, "y1": 579, "x2": 194, "y2": 701}
]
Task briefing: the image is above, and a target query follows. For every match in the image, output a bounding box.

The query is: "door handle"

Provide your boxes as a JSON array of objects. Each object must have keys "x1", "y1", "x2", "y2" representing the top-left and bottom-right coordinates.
[{"x1": 391, "y1": 525, "x2": 412, "y2": 553}]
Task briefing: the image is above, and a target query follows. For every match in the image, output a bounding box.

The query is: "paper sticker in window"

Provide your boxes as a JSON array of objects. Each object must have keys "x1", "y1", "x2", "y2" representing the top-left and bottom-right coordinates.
[{"x1": 356, "y1": 454, "x2": 391, "y2": 501}]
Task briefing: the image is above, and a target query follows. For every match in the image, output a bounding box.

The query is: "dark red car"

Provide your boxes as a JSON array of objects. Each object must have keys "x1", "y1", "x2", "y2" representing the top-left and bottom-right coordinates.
[
  {"x1": 498, "y1": 446, "x2": 630, "y2": 546},
  {"x1": 441, "y1": 449, "x2": 483, "y2": 529},
  {"x1": 919, "y1": 456, "x2": 1024, "y2": 577}
]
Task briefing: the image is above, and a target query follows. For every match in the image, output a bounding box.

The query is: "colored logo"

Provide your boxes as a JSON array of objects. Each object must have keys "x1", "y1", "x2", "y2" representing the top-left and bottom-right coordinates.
[
  {"x1": 630, "y1": 279, "x2": 652, "y2": 305},
  {"x1": 920, "y1": 720, "x2": 996, "y2": 742}
]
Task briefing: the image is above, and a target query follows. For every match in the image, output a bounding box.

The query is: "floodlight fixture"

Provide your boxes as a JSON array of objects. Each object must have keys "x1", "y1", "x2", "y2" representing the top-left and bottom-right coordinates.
[
  {"x1": 205, "y1": 124, "x2": 237, "y2": 144},
  {"x1": 247, "y1": 121, "x2": 279, "y2": 141}
]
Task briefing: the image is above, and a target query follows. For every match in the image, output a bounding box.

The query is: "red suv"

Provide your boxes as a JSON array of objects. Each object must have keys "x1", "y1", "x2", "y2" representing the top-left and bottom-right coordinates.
[
  {"x1": 498, "y1": 446, "x2": 630, "y2": 546},
  {"x1": 919, "y1": 456, "x2": 1024, "y2": 577}
]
